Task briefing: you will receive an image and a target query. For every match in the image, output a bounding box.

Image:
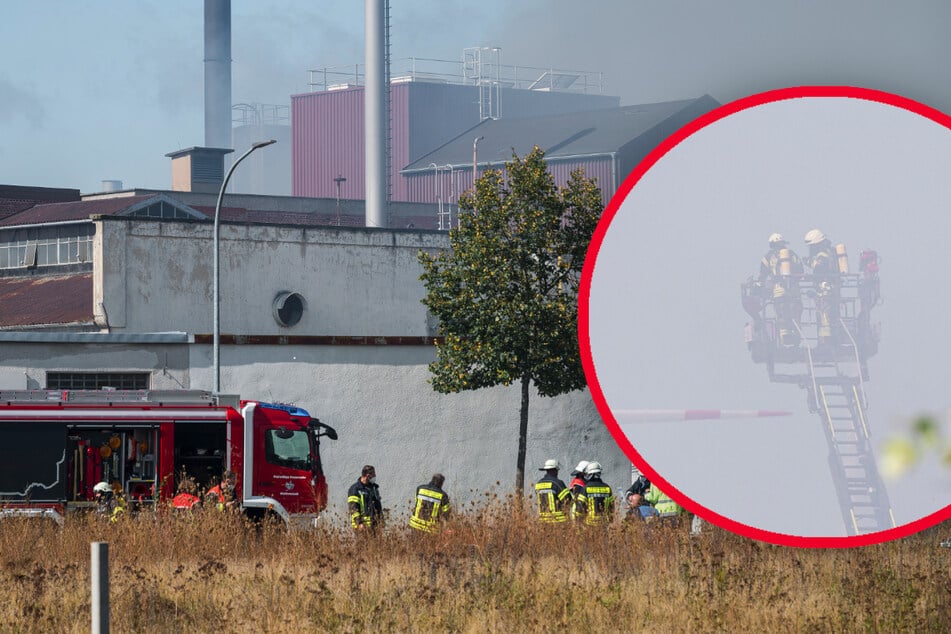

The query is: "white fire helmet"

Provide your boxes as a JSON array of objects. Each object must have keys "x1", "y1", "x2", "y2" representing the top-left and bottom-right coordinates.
[
  {"x1": 93, "y1": 482, "x2": 111, "y2": 494},
  {"x1": 804, "y1": 229, "x2": 827, "y2": 246},
  {"x1": 539, "y1": 459, "x2": 560, "y2": 471},
  {"x1": 573, "y1": 460, "x2": 590, "y2": 474},
  {"x1": 768, "y1": 232, "x2": 785, "y2": 246},
  {"x1": 584, "y1": 461, "x2": 603, "y2": 476}
]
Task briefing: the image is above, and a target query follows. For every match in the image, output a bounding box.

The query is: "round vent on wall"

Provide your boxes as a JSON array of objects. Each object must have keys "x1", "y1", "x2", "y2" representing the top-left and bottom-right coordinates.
[{"x1": 273, "y1": 291, "x2": 306, "y2": 327}]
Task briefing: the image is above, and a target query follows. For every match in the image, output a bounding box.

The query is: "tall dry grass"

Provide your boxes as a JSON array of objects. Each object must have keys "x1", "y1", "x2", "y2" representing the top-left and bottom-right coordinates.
[{"x1": 1, "y1": 503, "x2": 949, "y2": 632}]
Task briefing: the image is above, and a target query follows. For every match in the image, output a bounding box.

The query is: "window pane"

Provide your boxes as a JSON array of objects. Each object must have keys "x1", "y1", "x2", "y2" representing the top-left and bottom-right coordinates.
[{"x1": 265, "y1": 430, "x2": 311, "y2": 470}]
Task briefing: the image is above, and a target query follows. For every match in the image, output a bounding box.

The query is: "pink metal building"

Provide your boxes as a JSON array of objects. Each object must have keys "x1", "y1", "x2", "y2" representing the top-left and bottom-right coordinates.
[{"x1": 291, "y1": 80, "x2": 620, "y2": 202}]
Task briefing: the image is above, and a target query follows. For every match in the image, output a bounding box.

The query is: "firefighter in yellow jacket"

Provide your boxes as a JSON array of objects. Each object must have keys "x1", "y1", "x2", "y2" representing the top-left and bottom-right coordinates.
[
  {"x1": 575, "y1": 462, "x2": 614, "y2": 525},
  {"x1": 348, "y1": 465, "x2": 383, "y2": 531},
  {"x1": 534, "y1": 459, "x2": 571, "y2": 523},
  {"x1": 805, "y1": 229, "x2": 841, "y2": 348},
  {"x1": 758, "y1": 232, "x2": 803, "y2": 347},
  {"x1": 409, "y1": 473, "x2": 451, "y2": 533}
]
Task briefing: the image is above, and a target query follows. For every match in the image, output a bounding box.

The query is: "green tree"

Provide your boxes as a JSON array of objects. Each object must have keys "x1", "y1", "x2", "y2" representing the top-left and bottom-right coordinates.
[{"x1": 418, "y1": 146, "x2": 603, "y2": 495}]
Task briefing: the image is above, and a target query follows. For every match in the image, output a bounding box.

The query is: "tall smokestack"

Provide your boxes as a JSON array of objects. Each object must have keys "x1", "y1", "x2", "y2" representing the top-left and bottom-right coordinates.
[
  {"x1": 364, "y1": 0, "x2": 387, "y2": 228},
  {"x1": 204, "y1": 0, "x2": 232, "y2": 149}
]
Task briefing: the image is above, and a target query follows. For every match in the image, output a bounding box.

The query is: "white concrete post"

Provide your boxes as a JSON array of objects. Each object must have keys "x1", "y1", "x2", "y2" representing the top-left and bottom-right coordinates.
[{"x1": 91, "y1": 542, "x2": 109, "y2": 633}]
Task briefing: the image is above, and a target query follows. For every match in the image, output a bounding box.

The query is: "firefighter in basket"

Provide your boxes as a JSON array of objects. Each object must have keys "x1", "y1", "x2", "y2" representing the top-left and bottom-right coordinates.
[{"x1": 758, "y1": 232, "x2": 803, "y2": 347}]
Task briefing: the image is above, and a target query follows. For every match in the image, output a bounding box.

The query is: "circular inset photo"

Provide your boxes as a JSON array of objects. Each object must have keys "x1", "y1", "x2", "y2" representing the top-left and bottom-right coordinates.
[{"x1": 581, "y1": 86, "x2": 951, "y2": 547}]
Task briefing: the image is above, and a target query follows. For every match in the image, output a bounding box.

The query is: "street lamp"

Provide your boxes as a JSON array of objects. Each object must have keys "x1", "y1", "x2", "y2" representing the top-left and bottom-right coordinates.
[{"x1": 213, "y1": 139, "x2": 276, "y2": 394}]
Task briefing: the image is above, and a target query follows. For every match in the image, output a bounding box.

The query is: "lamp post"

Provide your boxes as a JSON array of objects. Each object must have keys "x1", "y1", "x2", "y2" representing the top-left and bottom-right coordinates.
[
  {"x1": 213, "y1": 139, "x2": 276, "y2": 394},
  {"x1": 472, "y1": 135, "x2": 484, "y2": 183}
]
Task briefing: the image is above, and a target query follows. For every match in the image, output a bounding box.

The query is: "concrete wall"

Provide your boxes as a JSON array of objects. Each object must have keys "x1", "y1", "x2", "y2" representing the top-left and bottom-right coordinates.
[
  {"x1": 187, "y1": 344, "x2": 627, "y2": 522},
  {"x1": 96, "y1": 217, "x2": 446, "y2": 336}
]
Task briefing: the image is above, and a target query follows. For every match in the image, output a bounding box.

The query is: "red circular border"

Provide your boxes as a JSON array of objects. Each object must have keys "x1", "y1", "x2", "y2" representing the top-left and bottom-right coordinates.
[{"x1": 579, "y1": 85, "x2": 951, "y2": 547}]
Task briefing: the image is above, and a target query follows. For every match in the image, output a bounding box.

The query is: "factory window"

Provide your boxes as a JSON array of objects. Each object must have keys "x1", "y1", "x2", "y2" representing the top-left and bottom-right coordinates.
[
  {"x1": 46, "y1": 372, "x2": 150, "y2": 390},
  {"x1": 127, "y1": 200, "x2": 198, "y2": 220},
  {"x1": 0, "y1": 224, "x2": 94, "y2": 270}
]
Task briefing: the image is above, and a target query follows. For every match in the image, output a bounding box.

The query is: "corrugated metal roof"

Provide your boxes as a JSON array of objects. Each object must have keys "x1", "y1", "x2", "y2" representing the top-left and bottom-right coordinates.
[
  {"x1": 0, "y1": 273, "x2": 93, "y2": 327},
  {"x1": 403, "y1": 96, "x2": 718, "y2": 172},
  {"x1": 0, "y1": 196, "x2": 154, "y2": 227},
  {"x1": 0, "y1": 201, "x2": 38, "y2": 222}
]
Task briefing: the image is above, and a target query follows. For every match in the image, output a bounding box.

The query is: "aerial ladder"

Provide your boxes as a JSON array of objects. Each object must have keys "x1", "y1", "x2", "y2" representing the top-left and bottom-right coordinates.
[{"x1": 742, "y1": 246, "x2": 895, "y2": 536}]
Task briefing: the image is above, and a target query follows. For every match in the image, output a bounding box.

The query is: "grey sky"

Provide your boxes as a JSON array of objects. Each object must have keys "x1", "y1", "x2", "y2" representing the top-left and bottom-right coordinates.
[{"x1": 587, "y1": 96, "x2": 951, "y2": 537}]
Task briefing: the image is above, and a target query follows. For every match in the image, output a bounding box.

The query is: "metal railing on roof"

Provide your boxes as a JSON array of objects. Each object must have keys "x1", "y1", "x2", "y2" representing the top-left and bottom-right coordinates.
[{"x1": 306, "y1": 56, "x2": 603, "y2": 95}]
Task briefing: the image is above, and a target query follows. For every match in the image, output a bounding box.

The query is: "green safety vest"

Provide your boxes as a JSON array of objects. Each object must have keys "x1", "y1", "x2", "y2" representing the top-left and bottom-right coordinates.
[{"x1": 644, "y1": 486, "x2": 683, "y2": 517}]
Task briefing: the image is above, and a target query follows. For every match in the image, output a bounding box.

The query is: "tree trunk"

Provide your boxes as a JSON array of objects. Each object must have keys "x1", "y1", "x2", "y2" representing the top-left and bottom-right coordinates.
[{"x1": 515, "y1": 373, "x2": 530, "y2": 498}]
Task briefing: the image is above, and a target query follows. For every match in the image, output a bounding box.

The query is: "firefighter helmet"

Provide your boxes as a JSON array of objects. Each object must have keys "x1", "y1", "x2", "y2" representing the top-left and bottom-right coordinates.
[
  {"x1": 804, "y1": 229, "x2": 827, "y2": 245},
  {"x1": 768, "y1": 233, "x2": 786, "y2": 246},
  {"x1": 539, "y1": 459, "x2": 560, "y2": 471},
  {"x1": 573, "y1": 460, "x2": 590, "y2": 474},
  {"x1": 93, "y1": 481, "x2": 111, "y2": 494},
  {"x1": 584, "y1": 461, "x2": 603, "y2": 476}
]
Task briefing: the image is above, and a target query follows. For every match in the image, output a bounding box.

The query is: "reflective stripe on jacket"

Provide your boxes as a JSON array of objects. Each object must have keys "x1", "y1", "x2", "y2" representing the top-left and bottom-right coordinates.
[
  {"x1": 347, "y1": 479, "x2": 382, "y2": 529},
  {"x1": 409, "y1": 485, "x2": 450, "y2": 533},
  {"x1": 576, "y1": 477, "x2": 614, "y2": 525},
  {"x1": 644, "y1": 486, "x2": 684, "y2": 517},
  {"x1": 534, "y1": 475, "x2": 570, "y2": 523}
]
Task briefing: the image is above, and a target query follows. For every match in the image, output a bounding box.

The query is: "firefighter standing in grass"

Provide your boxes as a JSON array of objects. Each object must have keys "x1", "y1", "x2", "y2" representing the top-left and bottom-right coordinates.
[
  {"x1": 575, "y1": 462, "x2": 614, "y2": 526},
  {"x1": 758, "y1": 232, "x2": 803, "y2": 347},
  {"x1": 409, "y1": 473, "x2": 451, "y2": 533},
  {"x1": 643, "y1": 483, "x2": 687, "y2": 525},
  {"x1": 623, "y1": 474, "x2": 656, "y2": 521},
  {"x1": 206, "y1": 470, "x2": 237, "y2": 511},
  {"x1": 172, "y1": 476, "x2": 202, "y2": 511},
  {"x1": 348, "y1": 464, "x2": 383, "y2": 532},
  {"x1": 568, "y1": 460, "x2": 590, "y2": 521},
  {"x1": 534, "y1": 459, "x2": 571, "y2": 523},
  {"x1": 93, "y1": 481, "x2": 125, "y2": 523}
]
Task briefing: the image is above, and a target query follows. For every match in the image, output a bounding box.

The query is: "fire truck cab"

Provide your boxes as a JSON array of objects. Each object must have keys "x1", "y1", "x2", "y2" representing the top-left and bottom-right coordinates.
[{"x1": 0, "y1": 390, "x2": 337, "y2": 527}]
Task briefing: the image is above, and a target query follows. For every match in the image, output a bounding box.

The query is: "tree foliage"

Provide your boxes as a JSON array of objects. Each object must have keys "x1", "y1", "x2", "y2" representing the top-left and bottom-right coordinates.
[{"x1": 418, "y1": 146, "x2": 603, "y2": 493}]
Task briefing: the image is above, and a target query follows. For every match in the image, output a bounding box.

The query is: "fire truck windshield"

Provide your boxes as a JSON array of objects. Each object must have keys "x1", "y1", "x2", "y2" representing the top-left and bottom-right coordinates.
[{"x1": 264, "y1": 429, "x2": 312, "y2": 470}]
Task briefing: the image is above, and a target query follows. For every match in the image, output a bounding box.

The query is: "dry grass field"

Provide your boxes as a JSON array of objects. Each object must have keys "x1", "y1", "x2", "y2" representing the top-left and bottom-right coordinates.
[{"x1": 2, "y1": 503, "x2": 950, "y2": 632}]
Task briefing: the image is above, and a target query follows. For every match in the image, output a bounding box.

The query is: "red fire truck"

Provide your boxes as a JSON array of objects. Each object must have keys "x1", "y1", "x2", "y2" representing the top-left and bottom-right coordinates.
[{"x1": 0, "y1": 390, "x2": 337, "y2": 526}]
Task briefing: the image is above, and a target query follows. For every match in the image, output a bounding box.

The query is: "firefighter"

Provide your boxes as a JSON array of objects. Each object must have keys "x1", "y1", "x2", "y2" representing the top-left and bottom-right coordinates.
[
  {"x1": 534, "y1": 459, "x2": 571, "y2": 523},
  {"x1": 643, "y1": 483, "x2": 687, "y2": 525},
  {"x1": 758, "y1": 232, "x2": 803, "y2": 347},
  {"x1": 575, "y1": 462, "x2": 614, "y2": 526},
  {"x1": 93, "y1": 481, "x2": 125, "y2": 523},
  {"x1": 804, "y1": 229, "x2": 840, "y2": 348},
  {"x1": 172, "y1": 476, "x2": 202, "y2": 510},
  {"x1": 623, "y1": 474, "x2": 656, "y2": 521},
  {"x1": 567, "y1": 460, "x2": 589, "y2": 521},
  {"x1": 347, "y1": 464, "x2": 383, "y2": 532},
  {"x1": 409, "y1": 473, "x2": 451, "y2": 533},
  {"x1": 206, "y1": 470, "x2": 237, "y2": 511}
]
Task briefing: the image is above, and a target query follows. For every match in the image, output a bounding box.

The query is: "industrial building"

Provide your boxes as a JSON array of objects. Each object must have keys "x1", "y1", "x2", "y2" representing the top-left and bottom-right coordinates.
[{"x1": 291, "y1": 57, "x2": 620, "y2": 203}]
